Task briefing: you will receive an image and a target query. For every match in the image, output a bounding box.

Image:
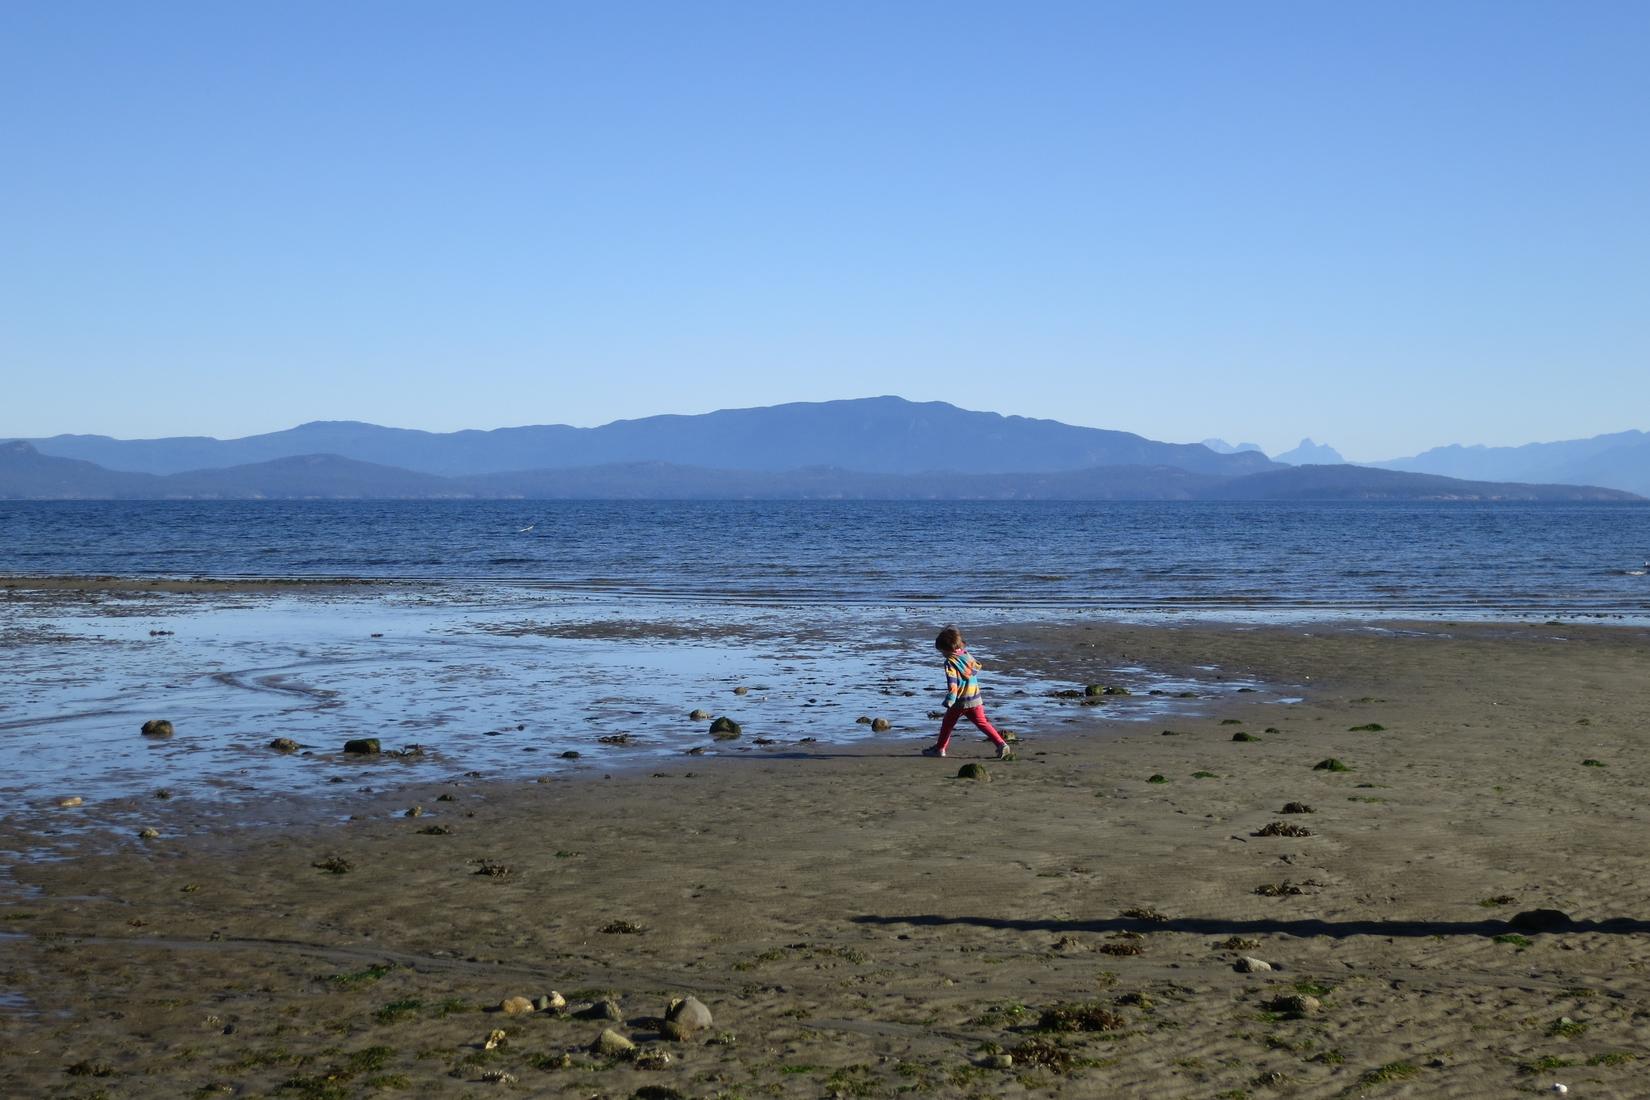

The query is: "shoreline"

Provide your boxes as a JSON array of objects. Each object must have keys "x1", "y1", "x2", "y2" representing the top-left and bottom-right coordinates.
[{"x1": 4, "y1": 615, "x2": 1650, "y2": 1096}]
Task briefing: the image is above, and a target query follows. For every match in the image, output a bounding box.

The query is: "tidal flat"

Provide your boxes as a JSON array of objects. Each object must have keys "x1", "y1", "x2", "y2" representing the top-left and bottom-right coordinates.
[{"x1": 2, "y1": 582, "x2": 1650, "y2": 1098}]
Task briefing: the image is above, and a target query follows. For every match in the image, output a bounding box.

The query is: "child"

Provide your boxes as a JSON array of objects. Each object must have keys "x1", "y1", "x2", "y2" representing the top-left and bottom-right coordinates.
[{"x1": 922, "y1": 625, "x2": 1011, "y2": 759}]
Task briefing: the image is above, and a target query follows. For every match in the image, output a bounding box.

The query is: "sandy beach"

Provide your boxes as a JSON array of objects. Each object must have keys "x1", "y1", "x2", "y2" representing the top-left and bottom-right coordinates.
[{"x1": 4, "y1": 599, "x2": 1650, "y2": 1098}]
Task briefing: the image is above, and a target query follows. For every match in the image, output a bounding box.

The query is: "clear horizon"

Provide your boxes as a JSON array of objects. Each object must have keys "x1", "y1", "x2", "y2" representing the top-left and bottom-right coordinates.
[{"x1": 5, "y1": 1, "x2": 1647, "y2": 462}]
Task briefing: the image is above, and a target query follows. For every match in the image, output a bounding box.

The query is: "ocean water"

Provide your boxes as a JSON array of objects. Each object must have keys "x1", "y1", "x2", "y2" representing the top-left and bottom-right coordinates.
[
  {"x1": 3, "y1": 499, "x2": 1648, "y2": 840},
  {"x1": 4, "y1": 499, "x2": 1650, "y2": 615}
]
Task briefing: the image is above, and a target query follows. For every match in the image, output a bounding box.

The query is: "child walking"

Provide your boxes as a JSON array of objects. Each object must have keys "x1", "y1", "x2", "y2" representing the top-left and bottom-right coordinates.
[{"x1": 923, "y1": 625, "x2": 1011, "y2": 759}]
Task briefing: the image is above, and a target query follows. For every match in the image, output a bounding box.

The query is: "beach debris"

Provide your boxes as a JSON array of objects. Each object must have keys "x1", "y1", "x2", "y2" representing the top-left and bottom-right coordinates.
[
  {"x1": 1253, "y1": 821, "x2": 1314, "y2": 838},
  {"x1": 1121, "y1": 907, "x2": 1168, "y2": 922},
  {"x1": 56, "y1": 796, "x2": 84, "y2": 808},
  {"x1": 312, "y1": 856, "x2": 353, "y2": 874},
  {"x1": 598, "y1": 733, "x2": 633, "y2": 745},
  {"x1": 404, "y1": 805, "x2": 423, "y2": 817},
  {"x1": 1235, "y1": 956, "x2": 1274, "y2": 973},
  {"x1": 1582, "y1": 758, "x2": 1607, "y2": 767},
  {"x1": 499, "y1": 996, "x2": 535, "y2": 1016},
  {"x1": 1313, "y1": 758, "x2": 1352, "y2": 772},
  {"x1": 1098, "y1": 940, "x2": 1144, "y2": 957},
  {"x1": 1551, "y1": 1085, "x2": 1568, "y2": 1094},
  {"x1": 533, "y1": 992, "x2": 566, "y2": 1013},
  {"x1": 1038, "y1": 1000, "x2": 1126, "y2": 1032},
  {"x1": 689, "y1": 709, "x2": 711, "y2": 720},
  {"x1": 661, "y1": 995, "x2": 713, "y2": 1040},
  {"x1": 268, "y1": 737, "x2": 300, "y2": 753},
  {"x1": 65, "y1": 1060, "x2": 116, "y2": 1077},
  {"x1": 416, "y1": 824, "x2": 453, "y2": 835},
  {"x1": 600, "y1": 919, "x2": 644, "y2": 935},
  {"x1": 684, "y1": 746, "x2": 705, "y2": 755},
  {"x1": 1231, "y1": 731, "x2": 1260, "y2": 742},
  {"x1": 343, "y1": 738, "x2": 381, "y2": 755},
  {"x1": 732, "y1": 685, "x2": 749, "y2": 695},
  {"x1": 633, "y1": 1048, "x2": 673, "y2": 1069},
  {"x1": 1010, "y1": 1036, "x2": 1079, "y2": 1071},
  {"x1": 1147, "y1": 774, "x2": 1169, "y2": 783},
  {"x1": 871, "y1": 718, "x2": 892, "y2": 732},
  {"x1": 1115, "y1": 992, "x2": 1152, "y2": 1009},
  {"x1": 1217, "y1": 936, "x2": 1261, "y2": 952},
  {"x1": 436, "y1": 792, "x2": 457, "y2": 801},
  {"x1": 483, "y1": 1027, "x2": 508, "y2": 1049},
  {"x1": 138, "y1": 826, "x2": 160, "y2": 839},
  {"x1": 956, "y1": 763, "x2": 990, "y2": 781},
  {"x1": 479, "y1": 1069, "x2": 517, "y2": 1084},
  {"x1": 473, "y1": 861, "x2": 513, "y2": 878},
  {"x1": 591, "y1": 1028, "x2": 635, "y2": 1057},
  {"x1": 1255, "y1": 880, "x2": 1317, "y2": 897},
  {"x1": 1085, "y1": 684, "x2": 1131, "y2": 697},
  {"x1": 1266, "y1": 993, "x2": 1321, "y2": 1016},
  {"x1": 1160, "y1": 729, "x2": 1182, "y2": 736},
  {"x1": 141, "y1": 719, "x2": 175, "y2": 738},
  {"x1": 154, "y1": 788, "x2": 172, "y2": 799},
  {"x1": 1348, "y1": 723, "x2": 1386, "y2": 732},
  {"x1": 1510, "y1": 908, "x2": 1573, "y2": 932},
  {"x1": 709, "y1": 716, "x2": 741, "y2": 739},
  {"x1": 1280, "y1": 802, "x2": 1315, "y2": 814},
  {"x1": 389, "y1": 743, "x2": 425, "y2": 757}
]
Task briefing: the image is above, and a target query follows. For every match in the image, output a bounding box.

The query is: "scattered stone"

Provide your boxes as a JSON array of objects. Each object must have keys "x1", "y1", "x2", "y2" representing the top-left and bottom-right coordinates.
[
  {"x1": 312, "y1": 856, "x2": 352, "y2": 874},
  {"x1": 404, "y1": 805, "x2": 424, "y2": 817},
  {"x1": 1510, "y1": 908, "x2": 1573, "y2": 933},
  {"x1": 1115, "y1": 992, "x2": 1152, "y2": 1008},
  {"x1": 533, "y1": 992, "x2": 566, "y2": 1013},
  {"x1": 1254, "y1": 881, "x2": 1310, "y2": 897},
  {"x1": 709, "y1": 717, "x2": 741, "y2": 739},
  {"x1": 982, "y1": 1053, "x2": 1014, "y2": 1069},
  {"x1": 591, "y1": 1028, "x2": 635, "y2": 1057},
  {"x1": 1313, "y1": 758, "x2": 1351, "y2": 772},
  {"x1": 1280, "y1": 802, "x2": 1315, "y2": 814},
  {"x1": 343, "y1": 738, "x2": 381, "y2": 755},
  {"x1": 56, "y1": 796, "x2": 84, "y2": 808},
  {"x1": 1217, "y1": 936, "x2": 1261, "y2": 951},
  {"x1": 870, "y1": 718, "x2": 891, "y2": 732},
  {"x1": 500, "y1": 996, "x2": 535, "y2": 1016},
  {"x1": 1038, "y1": 1000, "x2": 1126, "y2": 1032},
  {"x1": 1235, "y1": 956, "x2": 1274, "y2": 973},
  {"x1": 689, "y1": 709, "x2": 711, "y2": 721},
  {"x1": 560, "y1": 750, "x2": 581, "y2": 759},
  {"x1": 1253, "y1": 821, "x2": 1314, "y2": 838},
  {"x1": 577, "y1": 998, "x2": 623, "y2": 1021},
  {"x1": 141, "y1": 719, "x2": 175, "y2": 738},
  {"x1": 417, "y1": 824, "x2": 453, "y2": 835},
  {"x1": 483, "y1": 1028, "x2": 507, "y2": 1050},
  {"x1": 660, "y1": 995, "x2": 713, "y2": 1040},
  {"x1": 1098, "y1": 940, "x2": 1144, "y2": 956},
  {"x1": 1266, "y1": 993, "x2": 1321, "y2": 1017},
  {"x1": 632, "y1": 1048, "x2": 672, "y2": 1070},
  {"x1": 1231, "y1": 731, "x2": 1260, "y2": 742},
  {"x1": 956, "y1": 763, "x2": 990, "y2": 782},
  {"x1": 598, "y1": 733, "x2": 634, "y2": 745},
  {"x1": 1085, "y1": 684, "x2": 1131, "y2": 696},
  {"x1": 138, "y1": 827, "x2": 160, "y2": 840},
  {"x1": 437, "y1": 793, "x2": 457, "y2": 802},
  {"x1": 473, "y1": 861, "x2": 512, "y2": 878},
  {"x1": 732, "y1": 686, "x2": 749, "y2": 696},
  {"x1": 855, "y1": 716, "x2": 872, "y2": 724},
  {"x1": 1147, "y1": 774, "x2": 1169, "y2": 783},
  {"x1": 269, "y1": 737, "x2": 300, "y2": 753},
  {"x1": 1120, "y1": 907, "x2": 1169, "y2": 922}
]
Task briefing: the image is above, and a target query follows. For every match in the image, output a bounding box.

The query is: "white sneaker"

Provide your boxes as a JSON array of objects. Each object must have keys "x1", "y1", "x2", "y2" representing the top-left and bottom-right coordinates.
[
  {"x1": 995, "y1": 742, "x2": 1013, "y2": 760},
  {"x1": 921, "y1": 745, "x2": 946, "y2": 758}
]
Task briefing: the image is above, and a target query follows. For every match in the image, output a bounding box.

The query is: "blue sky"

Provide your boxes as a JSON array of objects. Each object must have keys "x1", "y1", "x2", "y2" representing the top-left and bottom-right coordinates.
[{"x1": 3, "y1": 1, "x2": 1646, "y2": 461}]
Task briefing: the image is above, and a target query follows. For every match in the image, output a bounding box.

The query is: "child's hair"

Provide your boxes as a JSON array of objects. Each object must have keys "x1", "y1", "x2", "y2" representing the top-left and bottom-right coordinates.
[{"x1": 935, "y1": 625, "x2": 963, "y2": 653}]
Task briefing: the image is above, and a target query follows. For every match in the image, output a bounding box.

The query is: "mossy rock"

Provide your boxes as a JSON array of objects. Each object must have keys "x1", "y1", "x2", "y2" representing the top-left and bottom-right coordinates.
[
  {"x1": 140, "y1": 719, "x2": 174, "y2": 738},
  {"x1": 708, "y1": 717, "x2": 741, "y2": 739},
  {"x1": 688, "y1": 709, "x2": 711, "y2": 721},
  {"x1": 1313, "y1": 757, "x2": 1351, "y2": 772},
  {"x1": 1231, "y1": 731, "x2": 1260, "y2": 742},
  {"x1": 956, "y1": 763, "x2": 991, "y2": 782},
  {"x1": 269, "y1": 737, "x2": 300, "y2": 753},
  {"x1": 1146, "y1": 774, "x2": 1169, "y2": 784},
  {"x1": 343, "y1": 738, "x2": 381, "y2": 755}
]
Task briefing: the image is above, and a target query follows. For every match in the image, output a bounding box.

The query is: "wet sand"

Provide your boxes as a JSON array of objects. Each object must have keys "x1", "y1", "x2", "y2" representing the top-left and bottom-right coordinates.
[{"x1": 3, "y1": 615, "x2": 1650, "y2": 1098}]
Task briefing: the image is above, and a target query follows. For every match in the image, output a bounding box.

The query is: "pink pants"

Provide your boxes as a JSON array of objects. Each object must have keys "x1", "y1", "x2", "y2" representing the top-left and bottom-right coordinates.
[{"x1": 935, "y1": 702, "x2": 1005, "y2": 751}]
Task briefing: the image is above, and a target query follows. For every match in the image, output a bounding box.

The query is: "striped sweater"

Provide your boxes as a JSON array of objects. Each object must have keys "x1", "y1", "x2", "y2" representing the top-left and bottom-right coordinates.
[{"x1": 943, "y1": 649, "x2": 983, "y2": 709}]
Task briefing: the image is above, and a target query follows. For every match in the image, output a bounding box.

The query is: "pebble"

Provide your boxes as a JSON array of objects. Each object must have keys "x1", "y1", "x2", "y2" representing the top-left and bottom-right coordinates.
[
  {"x1": 500, "y1": 996, "x2": 534, "y2": 1016},
  {"x1": 983, "y1": 1053, "x2": 1013, "y2": 1069},
  {"x1": 591, "y1": 1028, "x2": 635, "y2": 1057},
  {"x1": 533, "y1": 992, "x2": 566, "y2": 1012},
  {"x1": 1235, "y1": 956, "x2": 1273, "y2": 973}
]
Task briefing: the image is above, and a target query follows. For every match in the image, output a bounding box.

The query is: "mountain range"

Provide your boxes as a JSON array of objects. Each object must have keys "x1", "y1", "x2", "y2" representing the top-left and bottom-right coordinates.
[{"x1": 1, "y1": 398, "x2": 1640, "y2": 501}]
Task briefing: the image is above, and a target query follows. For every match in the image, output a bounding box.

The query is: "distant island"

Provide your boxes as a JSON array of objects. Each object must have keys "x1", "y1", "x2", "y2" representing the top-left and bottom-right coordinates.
[{"x1": 2, "y1": 398, "x2": 1641, "y2": 502}]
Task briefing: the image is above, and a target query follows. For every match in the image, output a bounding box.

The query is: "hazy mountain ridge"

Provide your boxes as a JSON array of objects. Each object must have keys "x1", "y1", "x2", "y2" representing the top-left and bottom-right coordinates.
[
  {"x1": 17, "y1": 397, "x2": 1276, "y2": 479},
  {"x1": 1376, "y1": 429, "x2": 1650, "y2": 495},
  {"x1": 1, "y1": 442, "x2": 1637, "y2": 502}
]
